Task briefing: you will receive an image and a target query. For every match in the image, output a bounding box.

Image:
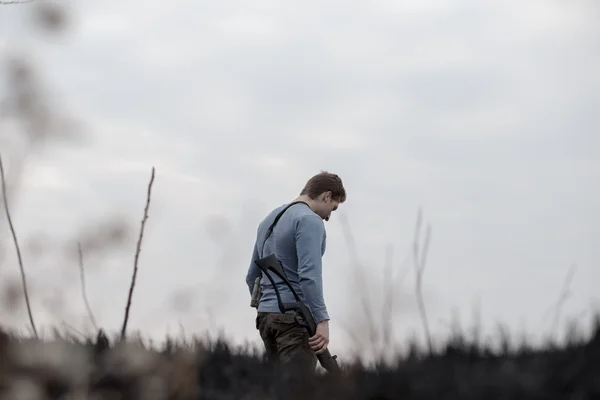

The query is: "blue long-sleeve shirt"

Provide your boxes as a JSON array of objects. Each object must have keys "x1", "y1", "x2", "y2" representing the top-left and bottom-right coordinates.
[{"x1": 245, "y1": 202, "x2": 329, "y2": 324}]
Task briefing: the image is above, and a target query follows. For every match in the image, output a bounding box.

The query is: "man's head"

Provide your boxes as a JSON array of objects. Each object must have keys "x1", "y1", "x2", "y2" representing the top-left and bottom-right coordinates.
[{"x1": 298, "y1": 171, "x2": 346, "y2": 221}]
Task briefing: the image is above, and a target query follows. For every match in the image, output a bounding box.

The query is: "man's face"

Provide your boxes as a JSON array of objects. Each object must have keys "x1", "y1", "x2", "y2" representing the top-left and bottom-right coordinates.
[
  {"x1": 318, "y1": 192, "x2": 340, "y2": 221},
  {"x1": 323, "y1": 200, "x2": 339, "y2": 221}
]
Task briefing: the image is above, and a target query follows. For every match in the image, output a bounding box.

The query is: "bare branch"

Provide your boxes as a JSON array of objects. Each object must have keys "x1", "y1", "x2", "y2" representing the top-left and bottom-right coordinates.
[
  {"x1": 412, "y1": 208, "x2": 422, "y2": 268},
  {"x1": 0, "y1": 152, "x2": 37, "y2": 338},
  {"x1": 0, "y1": 0, "x2": 36, "y2": 4},
  {"x1": 393, "y1": 243, "x2": 413, "y2": 289},
  {"x1": 338, "y1": 212, "x2": 379, "y2": 348},
  {"x1": 60, "y1": 320, "x2": 87, "y2": 341},
  {"x1": 120, "y1": 166, "x2": 155, "y2": 340},
  {"x1": 77, "y1": 242, "x2": 98, "y2": 332},
  {"x1": 381, "y1": 243, "x2": 394, "y2": 350},
  {"x1": 338, "y1": 319, "x2": 365, "y2": 354},
  {"x1": 413, "y1": 207, "x2": 433, "y2": 354},
  {"x1": 551, "y1": 264, "x2": 577, "y2": 340}
]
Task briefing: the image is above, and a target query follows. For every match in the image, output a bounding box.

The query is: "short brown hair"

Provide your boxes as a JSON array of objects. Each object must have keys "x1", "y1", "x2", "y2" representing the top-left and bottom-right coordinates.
[{"x1": 300, "y1": 171, "x2": 346, "y2": 202}]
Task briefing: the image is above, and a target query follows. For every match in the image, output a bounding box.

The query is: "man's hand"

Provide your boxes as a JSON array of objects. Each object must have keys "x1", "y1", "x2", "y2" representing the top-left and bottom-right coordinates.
[{"x1": 308, "y1": 320, "x2": 329, "y2": 354}]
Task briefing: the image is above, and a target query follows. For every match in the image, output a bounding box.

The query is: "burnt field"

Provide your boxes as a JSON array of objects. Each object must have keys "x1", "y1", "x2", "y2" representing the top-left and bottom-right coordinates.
[{"x1": 0, "y1": 315, "x2": 599, "y2": 400}]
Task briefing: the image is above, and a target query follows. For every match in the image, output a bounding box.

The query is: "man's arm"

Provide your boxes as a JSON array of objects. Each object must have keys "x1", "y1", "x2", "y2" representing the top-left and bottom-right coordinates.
[
  {"x1": 295, "y1": 215, "x2": 329, "y2": 324},
  {"x1": 245, "y1": 241, "x2": 261, "y2": 296}
]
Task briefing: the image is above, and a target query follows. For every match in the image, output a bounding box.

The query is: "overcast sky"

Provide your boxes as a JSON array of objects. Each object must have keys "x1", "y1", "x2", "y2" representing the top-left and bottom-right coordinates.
[{"x1": 0, "y1": 0, "x2": 598, "y2": 362}]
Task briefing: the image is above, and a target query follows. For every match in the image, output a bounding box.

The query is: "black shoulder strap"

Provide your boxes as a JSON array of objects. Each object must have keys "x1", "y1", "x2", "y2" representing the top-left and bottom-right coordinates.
[{"x1": 260, "y1": 201, "x2": 309, "y2": 258}]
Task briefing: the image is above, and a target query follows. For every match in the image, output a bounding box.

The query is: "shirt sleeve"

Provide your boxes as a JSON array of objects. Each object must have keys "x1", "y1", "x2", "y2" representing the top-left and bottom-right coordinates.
[
  {"x1": 295, "y1": 215, "x2": 329, "y2": 324},
  {"x1": 245, "y1": 241, "x2": 261, "y2": 296}
]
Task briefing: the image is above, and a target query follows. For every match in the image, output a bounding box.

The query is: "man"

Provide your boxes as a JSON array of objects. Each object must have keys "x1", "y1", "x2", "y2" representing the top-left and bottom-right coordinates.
[{"x1": 245, "y1": 171, "x2": 346, "y2": 371}]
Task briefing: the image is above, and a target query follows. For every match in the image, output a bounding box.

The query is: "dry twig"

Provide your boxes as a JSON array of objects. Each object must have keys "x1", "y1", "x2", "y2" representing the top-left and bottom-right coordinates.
[
  {"x1": 0, "y1": 152, "x2": 37, "y2": 338},
  {"x1": 0, "y1": 0, "x2": 36, "y2": 4},
  {"x1": 549, "y1": 264, "x2": 577, "y2": 340},
  {"x1": 413, "y1": 208, "x2": 432, "y2": 354},
  {"x1": 339, "y1": 212, "x2": 379, "y2": 349},
  {"x1": 77, "y1": 242, "x2": 98, "y2": 331},
  {"x1": 381, "y1": 243, "x2": 394, "y2": 350},
  {"x1": 120, "y1": 166, "x2": 155, "y2": 340}
]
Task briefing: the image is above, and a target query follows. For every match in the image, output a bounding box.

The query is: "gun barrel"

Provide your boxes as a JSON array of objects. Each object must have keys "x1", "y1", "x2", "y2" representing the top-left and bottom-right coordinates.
[
  {"x1": 293, "y1": 303, "x2": 341, "y2": 374},
  {"x1": 317, "y1": 351, "x2": 340, "y2": 374}
]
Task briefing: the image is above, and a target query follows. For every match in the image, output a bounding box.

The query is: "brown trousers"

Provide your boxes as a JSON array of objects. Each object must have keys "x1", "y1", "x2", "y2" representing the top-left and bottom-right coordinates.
[{"x1": 256, "y1": 312, "x2": 317, "y2": 372}]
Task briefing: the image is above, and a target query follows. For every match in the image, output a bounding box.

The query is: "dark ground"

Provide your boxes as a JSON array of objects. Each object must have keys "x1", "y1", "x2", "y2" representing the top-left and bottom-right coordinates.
[{"x1": 0, "y1": 315, "x2": 599, "y2": 399}]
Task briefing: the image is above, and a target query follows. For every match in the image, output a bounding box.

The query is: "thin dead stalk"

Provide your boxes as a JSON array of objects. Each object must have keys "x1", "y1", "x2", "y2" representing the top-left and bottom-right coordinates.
[
  {"x1": 381, "y1": 243, "x2": 394, "y2": 350},
  {"x1": 60, "y1": 320, "x2": 87, "y2": 341},
  {"x1": 380, "y1": 239, "x2": 413, "y2": 354},
  {"x1": 339, "y1": 319, "x2": 363, "y2": 351},
  {"x1": 0, "y1": 0, "x2": 36, "y2": 4},
  {"x1": 120, "y1": 166, "x2": 155, "y2": 340},
  {"x1": 551, "y1": 264, "x2": 577, "y2": 340},
  {"x1": 339, "y1": 212, "x2": 379, "y2": 348},
  {"x1": 0, "y1": 152, "x2": 38, "y2": 338},
  {"x1": 413, "y1": 208, "x2": 432, "y2": 354},
  {"x1": 77, "y1": 242, "x2": 98, "y2": 331}
]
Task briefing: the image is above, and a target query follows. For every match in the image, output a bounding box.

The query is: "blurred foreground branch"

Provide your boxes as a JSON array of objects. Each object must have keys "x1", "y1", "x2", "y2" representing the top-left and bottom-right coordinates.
[
  {"x1": 551, "y1": 264, "x2": 577, "y2": 337},
  {"x1": 339, "y1": 213, "x2": 378, "y2": 349},
  {"x1": 0, "y1": 0, "x2": 36, "y2": 4},
  {"x1": 381, "y1": 243, "x2": 394, "y2": 349},
  {"x1": 0, "y1": 152, "x2": 37, "y2": 338},
  {"x1": 77, "y1": 242, "x2": 98, "y2": 332},
  {"x1": 539, "y1": 264, "x2": 578, "y2": 341},
  {"x1": 413, "y1": 208, "x2": 432, "y2": 354},
  {"x1": 120, "y1": 167, "x2": 155, "y2": 340}
]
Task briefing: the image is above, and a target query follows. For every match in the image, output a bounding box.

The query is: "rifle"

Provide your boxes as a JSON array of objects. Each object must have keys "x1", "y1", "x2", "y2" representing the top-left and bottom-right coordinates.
[{"x1": 254, "y1": 253, "x2": 341, "y2": 374}]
